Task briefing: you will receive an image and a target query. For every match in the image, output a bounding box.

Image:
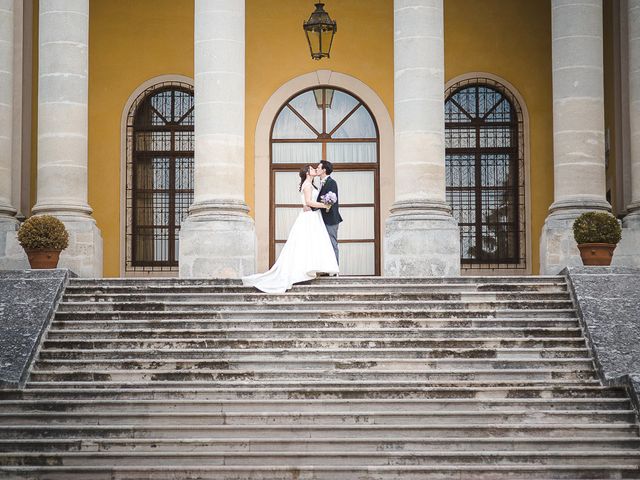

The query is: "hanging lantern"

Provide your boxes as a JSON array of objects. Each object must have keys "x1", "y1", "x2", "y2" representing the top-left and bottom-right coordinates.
[
  {"x1": 303, "y1": 3, "x2": 337, "y2": 60},
  {"x1": 313, "y1": 88, "x2": 335, "y2": 109}
]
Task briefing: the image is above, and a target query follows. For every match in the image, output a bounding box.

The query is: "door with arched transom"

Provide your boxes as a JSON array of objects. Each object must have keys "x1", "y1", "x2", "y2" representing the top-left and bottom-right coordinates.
[{"x1": 270, "y1": 87, "x2": 380, "y2": 275}]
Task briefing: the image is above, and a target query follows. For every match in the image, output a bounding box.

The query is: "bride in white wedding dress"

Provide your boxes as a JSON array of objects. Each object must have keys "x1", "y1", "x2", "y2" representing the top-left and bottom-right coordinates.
[{"x1": 242, "y1": 165, "x2": 339, "y2": 294}]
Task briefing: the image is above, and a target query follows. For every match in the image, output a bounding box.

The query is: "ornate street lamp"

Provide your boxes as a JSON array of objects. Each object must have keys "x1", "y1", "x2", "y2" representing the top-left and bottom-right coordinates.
[{"x1": 303, "y1": 3, "x2": 337, "y2": 60}]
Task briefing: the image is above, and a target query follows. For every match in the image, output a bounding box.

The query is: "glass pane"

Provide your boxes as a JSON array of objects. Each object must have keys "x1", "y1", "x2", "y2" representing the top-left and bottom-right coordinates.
[
  {"x1": 329, "y1": 171, "x2": 375, "y2": 204},
  {"x1": 174, "y1": 90, "x2": 193, "y2": 122},
  {"x1": 135, "y1": 132, "x2": 171, "y2": 151},
  {"x1": 272, "y1": 142, "x2": 322, "y2": 164},
  {"x1": 275, "y1": 242, "x2": 284, "y2": 262},
  {"x1": 151, "y1": 91, "x2": 172, "y2": 123},
  {"x1": 339, "y1": 242, "x2": 375, "y2": 275},
  {"x1": 152, "y1": 158, "x2": 170, "y2": 189},
  {"x1": 272, "y1": 107, "x2": 317, "y2": 139},
  {"x1": 332, "y1": 105, "x2": 376, "y2": 139},
  {"x1": 175, "y1": 157, "x2": 194, "y2": 190},
  {"x1": 480, "y1": 127, "x2": 512, "y2": 148},
  {"x1": 289, "y1": 90, "x2": 322, "y2": 133},
  {"x1": 478, "y1": 86, "x2": 503, "y2": 118},
  {"x1": 175, "y1": 192, "x2": 193, "y2": 226},
  {"x1": 445, "y1": 100, "x2": 471, "y2": 123},
  {"x1": 337, "y1": 206, "x2": 375, "y2": 240},
  {"x1": 326, "y1": 142, "x2": 377, "y2": 163},
  {"x1": 445, "y1": 127, "x2": 476, "y2": 149},
  {"x1": 446, "y1": 154, "x2": 475, "y2": 188},
  {"x1": 480, "y1": 154, "x2": 513, "y2": 187},
  {"x1": 275, "y1": 208, "x2": 300, "y2": 240},
  {"x1": 175, "y1": 132, "x2": 194, "y2": 151},
  {"x1": 275, "y1": 171, "x2": 306, "y2": 204},
  {"x1": 447, "y1": 190, "x2": 476, "y2": 226},
  {"x1": 450, "y1": 87, "x2": 477, "y2": 118},
  {"x1": 326, "y1": 90, "x2": 359, "y2": 133},
  {"x1": 153, "y1": 192, "x2": 169, "y2": 225}
]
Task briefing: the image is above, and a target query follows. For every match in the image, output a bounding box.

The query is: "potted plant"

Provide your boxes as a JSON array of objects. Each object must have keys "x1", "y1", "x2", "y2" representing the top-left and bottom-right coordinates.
[
  {"x1": 17, "y1": 215, "x2": 69, "y2": 269},
  {"x1": 572, "y1": 211, "x2": 622, "y2": 266}
]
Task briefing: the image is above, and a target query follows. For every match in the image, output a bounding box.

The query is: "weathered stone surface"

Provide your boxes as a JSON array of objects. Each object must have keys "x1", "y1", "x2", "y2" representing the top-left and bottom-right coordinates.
[
  {"x1": 0, "y1": 269, "x2": 73, "y2": 388},
  {"x1": 563, "y1": 266, "x2": 640, "y2": 385},
  {"x1": 627, "y1": 375, "x2": 640, "y2": 419}
]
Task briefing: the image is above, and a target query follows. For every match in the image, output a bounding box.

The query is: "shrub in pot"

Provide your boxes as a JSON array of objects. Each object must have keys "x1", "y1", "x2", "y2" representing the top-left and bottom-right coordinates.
[
  {"x1": 572, "y1": 211, "x2": 621, "y2": 266},
  {"x1": 17, "y1": 215, "x2": 69, "y2": 269}
]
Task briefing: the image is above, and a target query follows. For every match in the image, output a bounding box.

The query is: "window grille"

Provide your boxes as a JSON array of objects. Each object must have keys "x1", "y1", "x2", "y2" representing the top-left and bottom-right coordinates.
[
  {"x1": 445, "y1": 78, "x2": 526, "y2": 270},
  {"x1": 125, "y1": 82, "x2": 194, "y2": 273}
]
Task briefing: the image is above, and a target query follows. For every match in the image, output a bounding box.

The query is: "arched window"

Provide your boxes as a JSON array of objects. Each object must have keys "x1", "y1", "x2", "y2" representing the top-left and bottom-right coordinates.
[
  {"x1": 270, "y1": 87, "x2": 380, "y2": 275},
  {"x1": 125, "y1": 83, "x2": 194, "y2": 273},
  {"x1": 445, "y1": 79, "x2": 526, "y2": 270}
]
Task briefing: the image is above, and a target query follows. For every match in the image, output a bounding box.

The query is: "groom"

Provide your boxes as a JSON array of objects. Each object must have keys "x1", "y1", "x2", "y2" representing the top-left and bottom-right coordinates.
[{"x1": 316, "y1": 160, "x2": 342, "y2": 264}]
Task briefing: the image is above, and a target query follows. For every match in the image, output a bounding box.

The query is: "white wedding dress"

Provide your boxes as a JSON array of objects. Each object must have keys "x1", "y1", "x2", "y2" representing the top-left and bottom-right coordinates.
[{"x1": 242, "y1": 181, "x2": 339, "y2": 294}]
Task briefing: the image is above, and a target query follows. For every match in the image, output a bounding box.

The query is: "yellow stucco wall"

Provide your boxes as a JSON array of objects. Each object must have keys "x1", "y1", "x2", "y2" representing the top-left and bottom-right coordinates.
[
  {"x1": 28, "y1": 0, "x2": 621, "y2": 276},
  {"x1": 87, "y1": 0, "x2": 194, "y2": 277}
]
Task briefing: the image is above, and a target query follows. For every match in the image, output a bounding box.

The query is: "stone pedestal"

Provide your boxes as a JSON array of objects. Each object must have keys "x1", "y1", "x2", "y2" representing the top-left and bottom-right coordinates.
[
  {"x1": 179, "y1": 0, "x2": 256, "y2": 278},
  {"x1": 0, "y1": 219, "x2": 28, "y2": 270},
  {"x1": 385, "y1": 205, "x2": 459, "y2": 276},
  {"x1": 383, "y1": 0, "x2": 460, "y2": 276},
  {"x1": 55, "y1": 218, "x2": 103, "y2": 278},
  {"x1": 613, "y1": 213, "x2": 640, "y2": 268}
]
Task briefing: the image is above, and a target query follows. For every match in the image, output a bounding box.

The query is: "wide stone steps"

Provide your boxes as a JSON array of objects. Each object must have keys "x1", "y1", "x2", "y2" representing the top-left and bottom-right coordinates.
[
  {"x1": 31, "y1": 358, "x2": 595, "y2": 372},
  {"x1": 2, "y1": 450, "x2": 640, "y2": 467},
  {"x1": 2, "y1": 423, "x2": 637, "y2": 440},
  {"x1": 1, "y1": 385, "x2": 628, "y2": 400},
  {"x1": 50, "y1": 317, "x2": 582, "y2": 329},
  {"x1": 36, "y1": 347, "x2": 592, "y2": 360},
  {"x1": 1, "y1": 276, "x2": 637, "y2": 479},
  {"x1": 3, "y1": 465, "x2": 639, "y2": 480},
  {"x1": 27, "y1": 368, "x2": 599, "y2": 383},
  {"x1": 0, "y1": 398, "x2": 631, "y2": 414},
  {"x1": 52, "y1": 308, "x2": 578, "y2": 320},
  {"x1": 4, "y1": 436, "x2": 640, "y2": 453},
  {"x1": 44, "y1": 327, "x2": 586, "y2": 340}
]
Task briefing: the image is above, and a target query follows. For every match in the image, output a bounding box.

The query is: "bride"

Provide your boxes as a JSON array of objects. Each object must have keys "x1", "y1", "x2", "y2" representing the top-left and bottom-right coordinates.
[{"x1": 242, "y1": 165, "x2": 339, "y2": 294}]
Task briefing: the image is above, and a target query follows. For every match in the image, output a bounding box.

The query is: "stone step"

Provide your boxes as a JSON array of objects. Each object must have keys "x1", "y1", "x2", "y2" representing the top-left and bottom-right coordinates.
[
  {"x1": 32, "y1": 358, "x2": 595, "y2": 372},
  {"x1": 50, "y1": 317, "x2": 582, "y2": 329},
  {"x1": 4, "y1": 410, "x2": 634, "y2": 427},
  {"x1": 0, "y1": 398, "x2": 630, "y2": 415},
  {"x1": 41, "y1": 337, "x2": 588, "y2": 350},
  {"x1": 52, "y1": 308, "x2": 578, "y2": 319},
  {"x1": 2, "y1": 464, "x2": 638, "y2": 480},
  {"x1": 54, "y1": 299, "x2": 575, "y2": 312},
  {"x1": 25, "y1": 379, "x2": 606, "y2": 390},
  {"x1": 3, "y1": 385, "x2": 627, "y2": 401},
  {"x1": 2, "y1": 423, "x2": 636, "y2": 440},
  {"x1": 61, "y1": 292, "x2": 571, "y2": 303},
  {"x1": 37, "y1": 347, "x2": 592, "y2": 361},
  {"x1": 68, "y1": 276, "x2": 566, "y2": 287},
  {"x1": 2, "y1": 450, "x2": 640, "y2": 468},
  {"x1": 44, "y1": 327, "x2": 586, "y2": 340},
  {"x1": 3, "y1": 436, "x2": 640, "y2": 453},
  {"x1": 27, "y1": 368, "x2": 599, "y2": 383}
]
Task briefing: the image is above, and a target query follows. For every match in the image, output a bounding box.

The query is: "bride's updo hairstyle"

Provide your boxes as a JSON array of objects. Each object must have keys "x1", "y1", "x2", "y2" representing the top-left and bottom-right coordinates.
[{"x1": 298, "y1": 164, "x2": 313, "y2": 191}]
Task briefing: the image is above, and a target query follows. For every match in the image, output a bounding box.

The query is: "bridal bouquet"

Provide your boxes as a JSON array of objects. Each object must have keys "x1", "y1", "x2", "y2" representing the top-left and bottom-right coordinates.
[{"x1": 320, "y1": 191, "x2": 337, "y2": 212}]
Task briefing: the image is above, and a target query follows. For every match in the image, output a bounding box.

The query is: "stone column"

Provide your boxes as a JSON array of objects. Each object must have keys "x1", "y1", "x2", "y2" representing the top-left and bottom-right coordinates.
[
  {"x1": 31, "y1": 0, "x2": 102, "y2": 277},
  {"x1": 0, "y1": 0, "x2": 27, "y2": 269},
  {"x1": 384, "y1": 0, "x2": 460, "y2": 276},
  {"x1": 614, "y1": 0, "x2": 640, "y2": 267},
  {"x1": 540, "y1": 0, "x2": 610, "y2": 274},
  {"x1": 179, "y1": 0, "x2": 256, "y2": 278}
]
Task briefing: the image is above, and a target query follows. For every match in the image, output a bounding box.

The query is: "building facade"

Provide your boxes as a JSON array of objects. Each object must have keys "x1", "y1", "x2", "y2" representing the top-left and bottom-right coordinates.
[{"x1": 0, "y1": 0, "x2": 639, "y2": 277}]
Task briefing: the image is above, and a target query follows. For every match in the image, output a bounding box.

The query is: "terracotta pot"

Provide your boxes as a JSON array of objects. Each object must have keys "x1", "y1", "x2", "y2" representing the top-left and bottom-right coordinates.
[
  {"x1": 577, "y1": 243, "x2": 617, "y2": 266},
  {"x1": 25, "y1": 249, "x2": 62, "y2": 269}
]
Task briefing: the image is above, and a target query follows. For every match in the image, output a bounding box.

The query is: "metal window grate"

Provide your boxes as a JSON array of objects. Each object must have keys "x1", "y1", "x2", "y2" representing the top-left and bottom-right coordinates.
[
  {"x1": 125, "y1": 82, "x2": 194, "y2": 273},
  {"x1": 445, "y1": 79, "x2": 526, "y2": 270}
]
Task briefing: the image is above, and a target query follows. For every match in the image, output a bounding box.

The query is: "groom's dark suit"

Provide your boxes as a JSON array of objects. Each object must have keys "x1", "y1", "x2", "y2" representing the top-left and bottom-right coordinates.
[{"x1": 316, "y1": 175, "x2": 342, "y2": 263}]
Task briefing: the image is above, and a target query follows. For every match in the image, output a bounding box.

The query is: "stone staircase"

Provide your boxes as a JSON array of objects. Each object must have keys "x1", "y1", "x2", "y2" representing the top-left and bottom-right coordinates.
[{"x1": 0, "y1": 276, "x2": 639, "y2": 479}]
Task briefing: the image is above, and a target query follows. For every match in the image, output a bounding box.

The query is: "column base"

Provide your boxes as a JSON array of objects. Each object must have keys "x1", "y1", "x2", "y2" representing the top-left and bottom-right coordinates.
[
  {"x1": 612, "y1": 212, "x2": 640, "y2": 268},
  {"x1": 179, "y1": 204, "x2": 256, "y2": 278},
  {"x1": 383, "y1": 202, "x2": 460, "y2": 277},
  {"x1": 57, "y1": 218, "x2": 103, "y2": 277},
  {"x1": 0, "y1": 218, "x2": 29, "y2": 271}
]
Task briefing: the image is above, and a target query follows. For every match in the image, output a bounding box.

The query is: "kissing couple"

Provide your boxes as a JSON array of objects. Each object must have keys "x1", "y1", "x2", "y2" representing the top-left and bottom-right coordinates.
[{"x1": 243, "y1": 160, "x2": 343, "y2": 294}]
